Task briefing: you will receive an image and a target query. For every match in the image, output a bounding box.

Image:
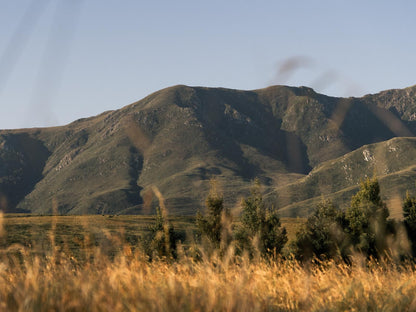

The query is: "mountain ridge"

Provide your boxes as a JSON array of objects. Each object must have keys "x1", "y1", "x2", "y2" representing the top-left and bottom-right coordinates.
[{"x1": 1, "y1": 84, "x2": 416, "y2": 216}]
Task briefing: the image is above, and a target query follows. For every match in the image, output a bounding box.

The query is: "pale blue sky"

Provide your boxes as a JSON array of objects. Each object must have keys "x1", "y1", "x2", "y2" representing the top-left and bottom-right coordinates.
[{"x1": 0, "y1": 0, "x2": 415, "y2": 129}]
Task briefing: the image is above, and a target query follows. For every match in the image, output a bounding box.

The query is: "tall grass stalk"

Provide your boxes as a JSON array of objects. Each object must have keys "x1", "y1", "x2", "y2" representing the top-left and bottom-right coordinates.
[
  {"x1": 1, "y1": 214, "x2": 416, "y2": 311},
  {"x1": 1, "y1": 244, "x2": 416, "y2": 310}
]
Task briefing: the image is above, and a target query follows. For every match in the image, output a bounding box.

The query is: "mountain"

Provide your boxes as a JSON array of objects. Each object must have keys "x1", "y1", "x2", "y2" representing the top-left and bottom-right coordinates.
[
  {"x1": 266, "y1": 137, "x2": 416, "y2": 218},
  {"x1": 1, "y1": 84, "x2": 416, "y2": 216}
]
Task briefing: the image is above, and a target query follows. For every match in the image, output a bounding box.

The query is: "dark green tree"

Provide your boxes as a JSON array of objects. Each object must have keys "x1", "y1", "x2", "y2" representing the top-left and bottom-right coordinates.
[
  {"x1": 345, "y1": 177, "x2": 392, "y2": 258},
  {"x1": 196, "y1": 182, "x2": 231, "y2": 251},
  {"x1": 236, "y1": 180, "x2": 287, "y2": 258},
  {"x1": 292, "y1": 200, "x2": 347, "y2": 261},
  {"x1": 403, "y1": 191, "x2": 416, "y2": 256},
  {"x1": 146, "y1": 206, "x2": 179, "y2": 260}
]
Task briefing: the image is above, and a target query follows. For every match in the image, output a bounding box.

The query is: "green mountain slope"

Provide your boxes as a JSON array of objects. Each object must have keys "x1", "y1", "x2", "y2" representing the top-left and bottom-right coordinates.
[
  {"x1": 0, "y1": 84, "x2": 416, "y2": 215},
  {"x1": 267, "y1": 137, "x2": 416, "y2": 217}
]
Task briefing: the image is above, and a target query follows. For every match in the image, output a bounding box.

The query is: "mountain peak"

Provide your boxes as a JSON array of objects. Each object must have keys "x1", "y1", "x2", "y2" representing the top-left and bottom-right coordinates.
[{"x1": 1, "y1": 84, "x2": 416, "y2": 216}]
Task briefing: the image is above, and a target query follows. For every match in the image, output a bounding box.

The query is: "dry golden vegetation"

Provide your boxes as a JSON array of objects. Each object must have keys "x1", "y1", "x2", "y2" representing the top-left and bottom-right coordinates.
[
  {"x1": 1, "y1": 213, "x2": 416, "y2": 311},
  {"x1": 2, "y1": 245, "x2": 416, "y2": 311}
]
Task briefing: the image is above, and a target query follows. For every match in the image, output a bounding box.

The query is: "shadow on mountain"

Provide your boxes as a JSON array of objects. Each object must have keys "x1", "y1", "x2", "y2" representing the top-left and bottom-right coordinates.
[
  {"x1": 193, "y1": 87, "x2": 311, "y2": 178},
  {"x1": 340, "y1": 99, "x2": 411, "y2": 151},
  {"x1": 0, "y1": 133, "x2": 50, "y2": 212},
  {"x1": 2, "y1": 84, "x2": 416, "y2": 215}
]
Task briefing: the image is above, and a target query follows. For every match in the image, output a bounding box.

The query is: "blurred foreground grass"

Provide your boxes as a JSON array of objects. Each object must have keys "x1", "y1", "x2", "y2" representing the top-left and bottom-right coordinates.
[{"x1": 2, "y1": 214, "x2": 416, "y2": 311}]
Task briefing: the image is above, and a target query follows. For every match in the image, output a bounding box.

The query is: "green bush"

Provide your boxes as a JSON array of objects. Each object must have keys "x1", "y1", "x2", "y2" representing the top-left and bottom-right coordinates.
[
  {"x1": 293, "y1": 177, "x2": 398, "y2": 261},
  {"x1": 403, "y1": 191, "x2": 416, "y2": 256},
  {"x1": 235, "y1": 181, "x2": 287, "y2": 258},
  {"x1": 345, "y1": 177, "x2": 393, "y2": 258},
  {"x1": 196, "y1": 182, "x2": 232, "y2": 253},
  {"x1": 292, "y1": 200, "x2": 347, "y2": 260},
  {"x1": 145, "y1": 207, "x2": 181, "y2": 260}
]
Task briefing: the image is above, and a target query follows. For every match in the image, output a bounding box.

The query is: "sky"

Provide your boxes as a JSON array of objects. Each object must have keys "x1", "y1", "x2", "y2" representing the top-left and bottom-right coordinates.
[{"x1": 0, "y1": 0, "x2": 415, "y2": 129}]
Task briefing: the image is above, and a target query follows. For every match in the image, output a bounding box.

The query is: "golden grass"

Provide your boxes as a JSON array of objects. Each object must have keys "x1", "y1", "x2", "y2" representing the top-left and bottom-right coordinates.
[
  {"x1": 1, "y1": 214, "x2": 416, "y2": 311},
  {"x1": 2, "y1": 249, "x2": 416, "y2": 311}
]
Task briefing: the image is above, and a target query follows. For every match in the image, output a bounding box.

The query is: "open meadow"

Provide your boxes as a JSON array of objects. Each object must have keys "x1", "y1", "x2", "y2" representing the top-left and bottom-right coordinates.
[
  {"x1": 0, "y1": 214, "x2": 303, "y2": 260},
  {"x1": 0, "y1": 214, "x2": 416, "y2": 311}
]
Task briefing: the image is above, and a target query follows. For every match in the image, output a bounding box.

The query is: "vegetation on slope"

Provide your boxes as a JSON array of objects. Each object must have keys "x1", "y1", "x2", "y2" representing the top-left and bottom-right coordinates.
[
  {"x1": 1, "y1": 84, "x2": 416, "y2": 215},
  {"x1": 269, "y1": 137, "x2": 416, "y2": 217}
]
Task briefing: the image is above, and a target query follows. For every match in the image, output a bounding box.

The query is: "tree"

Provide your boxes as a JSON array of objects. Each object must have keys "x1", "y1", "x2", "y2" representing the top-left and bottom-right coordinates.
[
  {"x1": 345, "y1": 177, "x2": 392, "y2": 258},
  {"x1": 236, "y1": 180, "x2": 287, "y2": 258},
  {"x1": 146, "y1": 206, "x2": 179, "y2": 260},
  {"x1": 403, "y1": 191, "x2": 416, "y2": 256},
  {"x1": 292, "y1": 200, "x2": 347, "y2": 261},
  {"x1": 196, "y1": 181, "x2": 231, "y2": 251}
]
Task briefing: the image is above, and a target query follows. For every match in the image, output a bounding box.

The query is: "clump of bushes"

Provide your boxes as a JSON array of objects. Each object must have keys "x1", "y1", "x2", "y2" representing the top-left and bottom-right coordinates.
[
  {"x1": 292, "y1": 177, "x2": 403, "y2": 261},
  {"x1": 195, "y1": 180, "x2": 287, "y2": 259},
  {"x1": 291, "y1": 200, "x2": 346, "y2": 261},
  {"x1": 145, "y1": 176, "x2": 416, "y2": 263}
]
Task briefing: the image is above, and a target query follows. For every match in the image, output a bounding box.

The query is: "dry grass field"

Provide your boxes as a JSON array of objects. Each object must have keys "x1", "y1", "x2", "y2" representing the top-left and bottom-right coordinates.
[
  {"x1": 1, "y1": 213, "x2": 416, "y2": 311},
  {"x1": 0, "y1": 214, "x2": 302, "y2": 259}
]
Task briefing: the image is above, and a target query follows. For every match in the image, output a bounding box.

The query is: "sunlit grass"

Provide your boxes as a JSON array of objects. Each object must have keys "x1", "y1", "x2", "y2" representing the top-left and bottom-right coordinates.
[
  {"x1": 0, "y1": 214, "x2": 415, "y2": 311},
  {"x1": 2, "y1": 248, "x2": 416, "y2": 311}
]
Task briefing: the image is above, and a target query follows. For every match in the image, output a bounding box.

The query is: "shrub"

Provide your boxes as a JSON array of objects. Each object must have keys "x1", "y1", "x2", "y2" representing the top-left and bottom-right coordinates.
[
  {"x1": 292, "y1": 200, "x2": 347, "y2": 260},
  {"x1": 403, "y1": 191, "x2": 416, "y2": 256},
  {"x1": 345, "y1": 177, "x2": 393, "y2": 258},
  {"x1": 145, "y1": 206, "x2": 180, "y2": 260},
  {"x1": 235, "y1": 180, "x2": 287, "y2": 258},
  {"x1": 196, "y1": 181, "x2": 232, "y2": 253}
]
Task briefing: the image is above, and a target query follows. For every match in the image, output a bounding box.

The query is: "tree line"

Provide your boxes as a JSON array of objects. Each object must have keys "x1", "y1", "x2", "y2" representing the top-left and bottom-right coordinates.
[{"x1": 145, "y1": 177, "x2": 416, "y2": 262}]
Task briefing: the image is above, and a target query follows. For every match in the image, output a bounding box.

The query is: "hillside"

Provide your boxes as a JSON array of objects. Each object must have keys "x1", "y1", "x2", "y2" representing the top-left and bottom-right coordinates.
[
  {"x1": 1, "y1": 84, "x2": 416, "y2": 215},
  {"x1": 266, "y1": 137, "x2": 416, "y2": 217}
]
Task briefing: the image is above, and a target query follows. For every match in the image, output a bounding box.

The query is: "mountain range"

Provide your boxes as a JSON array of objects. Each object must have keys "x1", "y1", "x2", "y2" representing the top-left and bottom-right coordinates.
[{"x1": 1, "y1": 84, "x2": 416, "y2": 216}]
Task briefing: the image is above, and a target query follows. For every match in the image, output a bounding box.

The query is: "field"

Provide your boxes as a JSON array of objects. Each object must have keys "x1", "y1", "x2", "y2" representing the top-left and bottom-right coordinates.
[
  {"x1": 1, "y1": 214, "x2": 416, "y2": 311},
  {"x1": 0, "y1": 214, "x2": 304, "y2": 259}
]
